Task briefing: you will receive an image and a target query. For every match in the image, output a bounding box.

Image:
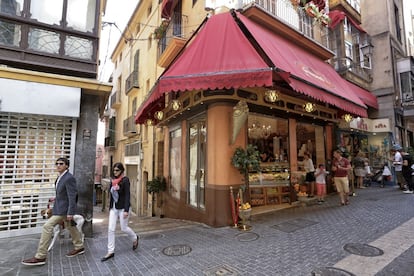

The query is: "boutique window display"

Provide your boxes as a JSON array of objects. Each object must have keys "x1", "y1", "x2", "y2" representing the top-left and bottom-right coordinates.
[{"x1": 247, "y1": 114, "x2": 290, "y2": 206}]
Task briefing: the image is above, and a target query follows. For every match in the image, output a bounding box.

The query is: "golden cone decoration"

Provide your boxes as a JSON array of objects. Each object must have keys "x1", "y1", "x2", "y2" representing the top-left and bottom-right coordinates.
[{"x1": 231, "y1": 100, "x2": 249, "y2": 144}]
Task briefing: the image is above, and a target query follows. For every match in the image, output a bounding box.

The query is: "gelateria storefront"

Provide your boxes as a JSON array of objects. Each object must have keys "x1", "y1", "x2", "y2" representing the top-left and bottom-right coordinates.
[
  {"x1": 247, "y1": 114, "x2": 329, "y2": 208},
  {"x1": 134, "y1": 11, "x2": 375, "y2": 227}
]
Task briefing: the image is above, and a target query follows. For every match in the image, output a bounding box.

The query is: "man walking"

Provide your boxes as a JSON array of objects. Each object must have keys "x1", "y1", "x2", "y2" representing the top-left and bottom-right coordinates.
[
  {"x1": 332, "y1": 149, "x2": 352, "y2": 206},
  {"x1": 22, "y1": 157, "x2": 84, "y2": 266}
]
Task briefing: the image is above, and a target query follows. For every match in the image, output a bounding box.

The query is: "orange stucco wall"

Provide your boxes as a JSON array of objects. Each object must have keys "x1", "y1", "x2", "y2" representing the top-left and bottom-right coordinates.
[{"x1": 207, "y1": 103, "x2": 246, "y2": 187}]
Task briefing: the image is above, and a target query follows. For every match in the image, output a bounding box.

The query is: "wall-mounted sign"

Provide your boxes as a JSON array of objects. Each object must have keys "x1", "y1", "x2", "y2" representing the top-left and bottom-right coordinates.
[{"x1": 342, "y1": 118, "x2": 391, "y2": 133}]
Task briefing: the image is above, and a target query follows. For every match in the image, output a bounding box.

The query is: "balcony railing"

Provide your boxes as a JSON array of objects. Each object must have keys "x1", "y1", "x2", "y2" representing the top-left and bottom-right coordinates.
[
  {"x1": 157, "y1": 13, "x2": 188, "y2": 58},
  {"x1": 123, "y1": 116, "x2": 139, "y2": 137},
  {"x1": 240, "y1": 0, "x2": 329, "y2": 48},
  {"x1": 125, "y1": 142, "x2": 140, "y2": 157},
  {"x1": 104, "y1": 135, "x2": 115, "y2": 149},
  {"x1": 125, "y1": 70, "x2": 139, "y2": 95},
  {"x1": 110, "y1": 90, "x2": 121, "y2": 109},
  {"x1": 331, "y1": 57, "x2": 372, "y2": 82}
]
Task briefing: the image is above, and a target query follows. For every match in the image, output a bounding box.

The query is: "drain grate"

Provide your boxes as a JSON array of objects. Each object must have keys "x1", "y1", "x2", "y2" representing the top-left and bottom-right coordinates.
[
  {"x1": 162, "y1": 244, "x2": 192, "y2": 256},
  {"x1": 235, "y1": 232, "x2": 259, "y2": 242},
  {"x1": 272, "y1": 218, "x2": 318, "y2": 233},
  {"x1": 311, "y1": 267, "x2": 355, "y2": 276},
  {"x1": 343, "y1": 243, "x2": 384, "y2": 257},
  {"x1": 204, "y1": 264, "x2": 238, "y2": 275}
]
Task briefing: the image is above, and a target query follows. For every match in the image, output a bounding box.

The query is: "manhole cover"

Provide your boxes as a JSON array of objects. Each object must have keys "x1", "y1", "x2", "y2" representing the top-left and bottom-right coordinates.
[
  {"x1": 204, "y1": 264, "x2": 238, "y2": 275},
  {"x1": 162, "y1": 244, "x2": 192, "y2": 256},
  {"x1": 343, "y1": 243, "x2": 384, "y2": 257},
  {"x1": 235, "y1": 232, "x2": 259, "y2": 242},
  {"x1": 312, "y1": 267, "x2": 355, "y2": 276},
  {"x1": 141, "y1": 233, "x2": 164, "y2": 240}
]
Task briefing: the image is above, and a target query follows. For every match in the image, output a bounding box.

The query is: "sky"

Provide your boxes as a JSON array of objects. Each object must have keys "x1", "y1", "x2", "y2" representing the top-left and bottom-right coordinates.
[
  {"x1": 97, "y1": 0, "x2": 139, "y2": 144},
  {"x1": 98, "y1": 0, "x2": 140, "y2": 82}
]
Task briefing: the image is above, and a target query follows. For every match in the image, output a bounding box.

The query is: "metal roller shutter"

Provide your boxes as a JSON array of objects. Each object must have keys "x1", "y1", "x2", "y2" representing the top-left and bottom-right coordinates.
[{"x1": 0, "y1": 113, "x2": 75, "y2": 237}]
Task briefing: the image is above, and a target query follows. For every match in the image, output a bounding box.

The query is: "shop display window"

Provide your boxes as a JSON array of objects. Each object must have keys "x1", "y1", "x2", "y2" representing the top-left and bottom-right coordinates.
[{"x1": 247, "y1": 114, "x2": 290, "y2": 206}]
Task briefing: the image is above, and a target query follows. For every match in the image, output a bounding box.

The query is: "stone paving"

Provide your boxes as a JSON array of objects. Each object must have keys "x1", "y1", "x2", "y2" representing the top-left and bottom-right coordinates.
[{"x1": 4, "y1": 183, "x2": 414, "y2": 275}]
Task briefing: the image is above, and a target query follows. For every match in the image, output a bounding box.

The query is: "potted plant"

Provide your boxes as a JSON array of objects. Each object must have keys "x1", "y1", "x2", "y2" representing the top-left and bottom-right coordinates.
[
  {"x1": 154, "y1": 19, "x2": 169, "y2": 39},
  {"x1": 146, "y1": 176, "x2": 167, "y2": 217},
  {"x1": 231, "y1": 144, "x2": 261, "y2": 202}
]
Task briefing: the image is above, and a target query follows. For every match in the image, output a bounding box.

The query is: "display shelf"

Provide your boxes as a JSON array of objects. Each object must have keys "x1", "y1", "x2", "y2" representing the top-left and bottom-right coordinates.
[{"x1": 249, "y1": 184, "x2": 291, "y2": 206}]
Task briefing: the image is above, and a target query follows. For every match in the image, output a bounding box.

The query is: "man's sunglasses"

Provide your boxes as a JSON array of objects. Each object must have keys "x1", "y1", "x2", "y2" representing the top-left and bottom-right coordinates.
[{"x1": 56, "y1": 162, "x2": 66, "y2": 166}]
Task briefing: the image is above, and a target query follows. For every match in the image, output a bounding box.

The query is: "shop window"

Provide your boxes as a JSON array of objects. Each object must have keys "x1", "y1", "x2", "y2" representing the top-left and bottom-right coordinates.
[
  {"x1": 248, "y1": 114, "x2": 288, "y2": 163},
  {"x1": 187, "y1": 118, "x2": 206, "y2": 209},
  {"x1": 297, "y1": 123, "x2": 325, "y2": 169},
  {"x1": 169, "y1": 127, "x2": 181, "y2": 199}
]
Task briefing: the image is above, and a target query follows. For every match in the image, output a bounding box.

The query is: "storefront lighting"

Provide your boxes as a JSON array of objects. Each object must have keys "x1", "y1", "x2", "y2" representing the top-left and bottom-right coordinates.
[
  {"x1": 171, "y1": 99, "x2": 181, "y2": 111},
  {"x1": 154, "y1": 111, "x2": 164, "y2": 120},
  {"x1": 264, "y1": 90, "x2": 279, "y2": 103},
  {"x1": 303, "y1": 102, "x2": 316, "y2": 113},
  {"x1": 146, "y1": 119, "x2": 154, "y2": 126},
  {"x1": 342, "y1": 114, "x2": 353, "y2": 123}
]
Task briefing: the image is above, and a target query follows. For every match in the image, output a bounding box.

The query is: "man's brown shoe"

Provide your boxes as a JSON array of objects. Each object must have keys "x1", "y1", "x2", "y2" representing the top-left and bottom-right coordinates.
[
  {"x1": 21, "y1": 257, "x2": 46, "y2": 266},
  {"x1": 66, "y1": 248, "x2": 85, "y2": 258}
]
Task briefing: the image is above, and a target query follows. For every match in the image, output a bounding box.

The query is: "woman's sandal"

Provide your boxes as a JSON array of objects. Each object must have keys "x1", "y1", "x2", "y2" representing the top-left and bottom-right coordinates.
[{"x1": 133, "y1": 234, "x2": 139, "y2": 251}]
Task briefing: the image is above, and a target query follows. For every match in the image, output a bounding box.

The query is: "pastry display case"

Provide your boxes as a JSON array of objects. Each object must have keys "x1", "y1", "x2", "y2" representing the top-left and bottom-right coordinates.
[{"x1": 249, "y1": 162, "x2": 291, "y2": 206}]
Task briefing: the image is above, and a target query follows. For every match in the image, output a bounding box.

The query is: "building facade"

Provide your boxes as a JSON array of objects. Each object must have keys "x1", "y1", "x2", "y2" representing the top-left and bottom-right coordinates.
[
  {"x1": 0, "y1": 0, "x2": 111, "y2": 238},
  {"x1": 107, "y1": 0, "x2": 414, "y2": 227}
]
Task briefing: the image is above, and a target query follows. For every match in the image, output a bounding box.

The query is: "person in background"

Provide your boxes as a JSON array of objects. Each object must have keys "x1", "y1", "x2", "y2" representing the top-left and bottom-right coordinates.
[
  {"x1": 303, "y1": 152, "x2": 315, "y2": 197},
  {"x1": 101, "y1": 163, "x2": 139, "y2": 262},
  {"x1": 391, "y1": 145, "x2": 405, "y2": 190},
  {"x1": 402, "y1": 156, "x2": 413, "y2": 194},
  {"x1": 381, "y1": 162, "x2": 392, "y2": 188},
  {"x1": 314, "y1": 164, "x2": 328, "y2": 204},
  {"x1": 332, "y1": 149, "x2": 352, "y2": 206},
  {"x1": 353, "y1": 151, "x2": 367, "y2": 189},
  {"x1": 22, "y1": 157, "x2": 84, "y2": 266}
]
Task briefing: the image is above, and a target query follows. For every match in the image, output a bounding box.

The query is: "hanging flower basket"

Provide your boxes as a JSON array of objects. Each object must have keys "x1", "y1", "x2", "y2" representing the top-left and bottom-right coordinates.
[
  {"x1": 154, "y1": 20, "x2": 170, "y2": 39},
  {"x1": 305, "y1": 3, "x2": 319, "y2": 18},
  {"x1": 319, "y1": 14, "x2": 331, "y2": 26}
]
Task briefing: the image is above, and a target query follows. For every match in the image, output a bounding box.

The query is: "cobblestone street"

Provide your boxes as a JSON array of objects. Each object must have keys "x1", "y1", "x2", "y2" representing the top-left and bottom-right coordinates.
[{"x1": 4, "y1": 184, "x2": 414, "y2": 275}]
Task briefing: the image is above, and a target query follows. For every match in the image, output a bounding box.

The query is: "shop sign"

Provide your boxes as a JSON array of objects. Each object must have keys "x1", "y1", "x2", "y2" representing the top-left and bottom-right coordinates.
[{"x1": 348, "y1": 118, "x2": 390, "y2": 132}]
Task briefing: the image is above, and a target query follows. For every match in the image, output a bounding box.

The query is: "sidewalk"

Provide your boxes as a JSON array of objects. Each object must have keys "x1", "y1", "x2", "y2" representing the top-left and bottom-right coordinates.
[{"x1": 5, "y1": 185, "x2": 414, "y2": 275}]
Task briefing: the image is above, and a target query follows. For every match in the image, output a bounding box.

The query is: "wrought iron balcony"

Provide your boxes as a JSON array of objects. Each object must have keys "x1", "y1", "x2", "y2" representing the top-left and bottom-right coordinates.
[
  {"x1": 125, "y1": 70, "x2": 139, "y2": 95},
  {"x1": 331, "y1": 57, "x2": 372, "y2": 83},
  {"x1": 123, "y1": 115, "x2": 139, "y2": 137},
  {"x1": 104, "y1": 136, "x2": 115, "y2": 149},
  {"x1": 157, "y1": 13, "x2": 188, "y2": 67},
  {"x1": 239, "y1": 0, "x2": 329, "y2": 49},
  {"x1": 110, "y1": 90, "x2": 121, "y2": 109}
]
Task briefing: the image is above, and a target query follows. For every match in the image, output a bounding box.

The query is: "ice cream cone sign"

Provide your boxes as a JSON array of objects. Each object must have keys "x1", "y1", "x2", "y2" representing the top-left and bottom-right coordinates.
[{"x1": 231, "y1": 100, "x2": 249, "y2": 144}]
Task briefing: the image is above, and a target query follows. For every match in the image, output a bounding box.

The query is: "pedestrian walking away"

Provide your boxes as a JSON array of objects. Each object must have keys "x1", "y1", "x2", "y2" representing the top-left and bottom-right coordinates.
[
  {"x1": 332, "y1": 149, "x2": 352, "y2": 206},
  {"x1": 22, "y1": 157, "x2": 84, "y2": 266},
  {"x1": 101, "y1": 162, "x2": 139, "y2": 262}
]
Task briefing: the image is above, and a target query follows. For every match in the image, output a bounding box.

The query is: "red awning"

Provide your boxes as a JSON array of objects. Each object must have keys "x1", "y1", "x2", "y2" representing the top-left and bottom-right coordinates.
[
  {"x1": 161, "y1": 0, "x2": 176, "y2": 19},
  {"x1": 136, "y1": 11, "x2": 371, "y2": 124},
  {"x1": 346, "y1": 81, "x2": 378, "y2": 109},
  {"x1": 135, "y1": 12, "x2": 273, "y2": 124},
  {"x1": 238, "y1": 13, "x2": 368, "y2": 117},
  {"x1": 328, "y1": 10, "x2": 366, "y2": 33}
]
